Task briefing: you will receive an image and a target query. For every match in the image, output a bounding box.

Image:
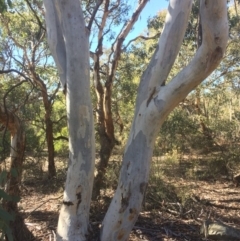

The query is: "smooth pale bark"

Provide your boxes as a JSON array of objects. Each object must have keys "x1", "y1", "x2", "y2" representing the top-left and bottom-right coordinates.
[
  {"x1": 44, "y1": 0, "x2": 95, "y2": 240},
  {"x1": 100, "y1": 0, "x2": 228, "y2": 240},
  {"x1": 44, "y1": 0, "x2": 228, "y2": 240},
  {"x1": 44, "y1": 0, "x2": 66, "y2": 89}
]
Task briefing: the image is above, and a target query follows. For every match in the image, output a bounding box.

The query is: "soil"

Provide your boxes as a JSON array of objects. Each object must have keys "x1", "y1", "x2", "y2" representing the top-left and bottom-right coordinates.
[{"x1": 17, "y1": 157, "x2": 240, "y2": 241}]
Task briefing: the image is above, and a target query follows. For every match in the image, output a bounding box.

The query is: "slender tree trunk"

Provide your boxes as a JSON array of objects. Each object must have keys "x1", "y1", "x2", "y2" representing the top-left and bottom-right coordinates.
[
  {"x1": 0, "y1": 106, "x2": 35, "y2": 241},
  {"x1": 7, "y1": 125, "x2": 25, "y2": 211},
  {"x1": 93, "y1": 84, "x2": 115, "y2": 199},
  {"x1": 94, "y1": 129, "x2": 115, "y2": 198},
  {"x1": 0, "y1": 106, "x2": 25, "y2": 210},
  {"x1": 30, "y1": 68, "x2": 56, "y2": 177},
  {"x1": 40, "y1": 86, "x2": 56, "y2": 177},
  {"x1": 45, "y1": 110, "x2": 56, "y2": 177},
  {"x1": 92, "y1": 0, "x2": 149, "y2": 199},
  {"x1": 44, "y1": 1, "x2": 95, "y2": 240}
]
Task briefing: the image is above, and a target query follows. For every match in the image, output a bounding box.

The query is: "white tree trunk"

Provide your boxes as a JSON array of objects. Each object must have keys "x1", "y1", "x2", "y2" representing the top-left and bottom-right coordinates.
[
  {"x1": 44, "y1": 1, "x2": 95, "y2": 240},
  {"x1": 44, "y1": 0, "x2": 228, "y2": 240},
  {"x1": 100, "y1": 0, "x2": 228, "y2": 240}
]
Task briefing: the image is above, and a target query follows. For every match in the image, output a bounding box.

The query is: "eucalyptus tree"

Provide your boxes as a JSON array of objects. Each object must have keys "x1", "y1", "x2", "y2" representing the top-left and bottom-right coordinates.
[
  {"x1": 0, "y1": 0, "x2": 59, "y2": 177},
  {"x1": 44, "y1": 0, "x2": 228, "y2": 240},
  {"x1": 0, "y1": 76, "x2": 38, "y2": 240}
]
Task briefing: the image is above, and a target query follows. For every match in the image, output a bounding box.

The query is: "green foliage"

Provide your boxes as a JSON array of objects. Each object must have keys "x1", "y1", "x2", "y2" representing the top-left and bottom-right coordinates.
[
  {"x1": 0, "y1": 0, "x2": 67, "y2": 159},
  {"x1": 0, "y1": 0, "x2": 12, "y2": 13}
]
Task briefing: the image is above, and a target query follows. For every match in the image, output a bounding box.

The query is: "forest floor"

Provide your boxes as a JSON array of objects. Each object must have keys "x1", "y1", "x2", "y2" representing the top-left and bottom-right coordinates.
[{"x1": 19, "y1": 155, "x2": 240, "y2": 241}]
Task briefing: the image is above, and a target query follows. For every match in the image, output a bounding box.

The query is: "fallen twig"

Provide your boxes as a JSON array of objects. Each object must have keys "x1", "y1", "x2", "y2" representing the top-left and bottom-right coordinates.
[{"x1": 26, "y1": 194, "x2": 63, "y2": 219}]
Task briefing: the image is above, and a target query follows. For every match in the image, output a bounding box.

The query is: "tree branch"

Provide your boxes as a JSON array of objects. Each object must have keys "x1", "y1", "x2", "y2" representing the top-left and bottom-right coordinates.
[
  {"x1": 107, "y1": 0, "x2": 149, "y2": 85},
  {"x1": 166, "y1": 0, "x2": 228, "y2": 107},
  {"x1": 0, "y1": 69, "x2": 33, "y2": 83},
  {"x1": 87, "y1": 0, "x2": 104, "y2": 31},
  {"x1": 53, "y1": 136, "x2": 69, "y2": 141},
  {"x1": 24, "y1": 0, "x2": 46, "y2": 31},
  {"x1": 123, "y1": 32, "x2": 161, "y2": 51},
  {"x1": 135, "y1": 0, "x2": 193, "y2": 111}
]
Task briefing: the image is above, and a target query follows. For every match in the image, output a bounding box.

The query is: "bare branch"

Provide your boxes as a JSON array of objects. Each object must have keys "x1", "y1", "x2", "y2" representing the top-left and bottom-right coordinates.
[
  {"x1": 0, "y1": 69, "x2": 32, "y2": 83},
  {"x1": 52, "y1": 115, "x2": 67, "y2": 124},
  {"x1": 109, "y1": 0, "x2": 120, "y2": 12},
  {"x1": 165, "y1": 0, "x2": 228, "y2": 112},
  {"x1": 123, "y1": 32, "x2": 161, "y2": 51},
  {"x1": 108, "y1": 0, "x2": 149, "y2": 84},
  {"x1": 24, "y1": 0, "x2": 46, "y2": 31},
  {"x1": 87, "y1": 0, "x2": 104, "y2": 31}
]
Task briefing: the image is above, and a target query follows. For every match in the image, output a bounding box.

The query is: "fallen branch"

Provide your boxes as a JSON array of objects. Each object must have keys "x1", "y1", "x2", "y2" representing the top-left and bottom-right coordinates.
[{"x1": 26, "y1": 194, "x2": 63, "y2": 219}]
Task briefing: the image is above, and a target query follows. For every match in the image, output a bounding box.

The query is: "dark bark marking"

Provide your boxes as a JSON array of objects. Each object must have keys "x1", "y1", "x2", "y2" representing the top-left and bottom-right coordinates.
[
  {"x1": 146, "y1": 87, "x2": 156, "y2": 107},
  {"x1": 63, "y1": 201, "x2": 74, "y2": 206},
  {"x1": 206, "y1": 46, "x2": 223, "y2": 72},
  {"x1": 76, "y1": 187, "x2": 82, "y2": 210},
  {"x1": 62, "y1": 83, "x2": 66, "y2": 95},
  {"x1": 117, "y1": 229, "x2": 125, "y2": 240},
  {"x1": 76, "y1": 192, "x2": 81, "y2": 200},
  {"x1": 215, "y1": 36, "x2": 220, "y2": 45},
  {"x1": 173, "y1": 83, "x2": 186, "y2": 95},
  {"x1": 127, "y1": 161, "x2": 130, "y2": 170},
  {"x1": 137, "y1": 47, "x2": 158, "y2": 108},
  {"x1": 68, "y1": 157, "x2": 72, "y2": 167},
  {"x1": 128, "y1": 208, "x2": 137, "y2": 221},
  {"x1": 77, "y1": 199, "x2": 81, "y2": 211},
  {"x1": 210, "y1": 46, "x2": 223, "y2": 62},
  {"x1": 119, "y1": 193, "x2": 130, "y2": 213}
]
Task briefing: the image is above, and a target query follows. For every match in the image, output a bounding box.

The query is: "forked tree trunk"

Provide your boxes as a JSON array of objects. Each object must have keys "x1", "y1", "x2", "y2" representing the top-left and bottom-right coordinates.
[
  {"x1": 100, "y1": 1, "x2": 228, "y2": 240},
  {"x1": 44, "y1": 0, "x2": 228, "y2": 240}
]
